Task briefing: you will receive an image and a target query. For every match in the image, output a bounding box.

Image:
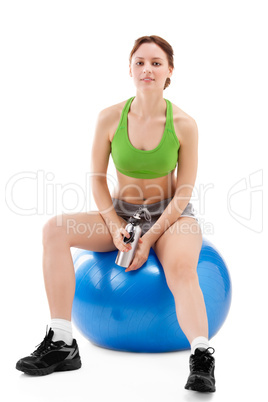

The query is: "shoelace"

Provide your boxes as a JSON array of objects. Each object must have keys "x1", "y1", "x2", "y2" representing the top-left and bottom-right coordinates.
[
  {"x1": 191, "y1": 347, "x2": 215, "y2": 373},
  {"x1": 32, "y1": 327, "x2": 55, "y2": 357}
]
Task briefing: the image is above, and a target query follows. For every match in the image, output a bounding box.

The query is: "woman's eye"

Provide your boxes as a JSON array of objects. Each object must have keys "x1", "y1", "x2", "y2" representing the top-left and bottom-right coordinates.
[{"x1": 136, "y1": 62, "x2": 161, "y2": 66}]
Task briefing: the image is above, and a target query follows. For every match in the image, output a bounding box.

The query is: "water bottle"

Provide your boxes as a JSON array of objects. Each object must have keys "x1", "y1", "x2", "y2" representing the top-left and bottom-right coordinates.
[{"x1": 115, "y1": 207, "x2": 150, "y2": 268}]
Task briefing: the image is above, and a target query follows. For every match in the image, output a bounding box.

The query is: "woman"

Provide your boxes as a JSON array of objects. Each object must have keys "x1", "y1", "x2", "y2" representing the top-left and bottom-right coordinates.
[{"x1": 16, "y1": 36, "x2": 216, "y2": 392}]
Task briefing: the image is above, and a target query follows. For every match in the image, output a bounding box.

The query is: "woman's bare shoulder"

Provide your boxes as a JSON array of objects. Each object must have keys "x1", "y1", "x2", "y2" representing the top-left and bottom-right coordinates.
[
  {"x1": 171, "y1": 102, "x2": 196, "y2": 124},
  {"x1": 97, "y1": 99, "x2": 128, "y2": 140},
  {"x1": 170, "y1": 102, "x2": 198, "y2": 143},
  {"x1": 97, "y1": 100, "x2": 127, "y2": 122}
]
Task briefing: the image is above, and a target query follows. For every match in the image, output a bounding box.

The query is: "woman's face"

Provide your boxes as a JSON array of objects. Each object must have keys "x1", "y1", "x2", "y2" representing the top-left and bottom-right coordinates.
[{"x1": 129, "y1": 42, "x2": 173, "y2": 91}]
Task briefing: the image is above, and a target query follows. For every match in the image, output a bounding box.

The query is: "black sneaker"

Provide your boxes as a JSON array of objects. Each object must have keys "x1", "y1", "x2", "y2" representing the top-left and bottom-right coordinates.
[
  {"x1": 185, "y1": 347, "x2": 216, "y2": 392},
  {"x1": 16, "y1": 328, "x2": 82, "y2": 376}
]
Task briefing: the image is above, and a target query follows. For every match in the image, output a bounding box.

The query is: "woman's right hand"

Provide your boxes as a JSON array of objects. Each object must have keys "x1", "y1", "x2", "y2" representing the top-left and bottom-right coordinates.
[
  {"x1": 112, "y1": 226, "x2": 142, "y2": 253},
  {"x1": 112, "y1": 226, "x2": 132, "y2": 253}
]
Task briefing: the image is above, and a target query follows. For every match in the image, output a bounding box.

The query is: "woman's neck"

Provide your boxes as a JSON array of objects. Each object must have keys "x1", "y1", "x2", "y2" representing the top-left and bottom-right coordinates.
[{"x1": 131, "y1": 91, "x2": 166, "y2": 118}]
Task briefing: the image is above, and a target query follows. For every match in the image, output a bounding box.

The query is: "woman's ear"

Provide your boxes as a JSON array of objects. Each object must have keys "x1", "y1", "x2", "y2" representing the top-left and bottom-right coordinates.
[
  {"x1": 168, "y1": 66, "x2": 174, "y2": 78},
  {"x1": 129, "y1": 64, "x2": 133, "y2": 77}
]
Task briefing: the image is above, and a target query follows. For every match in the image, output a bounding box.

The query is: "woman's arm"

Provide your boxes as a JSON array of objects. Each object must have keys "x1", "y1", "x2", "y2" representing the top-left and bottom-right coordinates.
[
  {"x1": 142, "y1": 116, "x2": 199, "y2": 246},
  {"x1": 90, "y1": 108, "x2": 126, "y2": 239}
]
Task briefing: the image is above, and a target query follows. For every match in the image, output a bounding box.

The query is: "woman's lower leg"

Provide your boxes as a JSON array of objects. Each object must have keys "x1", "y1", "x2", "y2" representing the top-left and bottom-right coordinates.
[
  {"x1": 42, "y1": 212, "x2": 119, "y2": 321},
  {"x1": 170, "y1": 270, "x2": 208, "y2": 345},
  {"x1": 43, "y1": 239, "x2": 75, "y2": 321}
]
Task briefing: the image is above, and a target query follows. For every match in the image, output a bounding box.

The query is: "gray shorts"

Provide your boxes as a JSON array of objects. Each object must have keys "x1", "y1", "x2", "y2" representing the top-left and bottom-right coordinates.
[{"x1": 112, "y1": 197, "x2": 198, "y2": 236}]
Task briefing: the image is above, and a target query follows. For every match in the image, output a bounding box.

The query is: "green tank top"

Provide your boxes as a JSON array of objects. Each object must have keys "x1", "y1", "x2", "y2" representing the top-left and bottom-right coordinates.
[{"x1": 111, "y1": 97, "x2": 180, "y2": 179}]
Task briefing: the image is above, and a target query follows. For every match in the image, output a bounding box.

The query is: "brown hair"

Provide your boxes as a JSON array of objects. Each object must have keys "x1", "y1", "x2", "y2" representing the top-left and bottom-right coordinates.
[{"x1": 129, "y1": 35, "x2": 174, "y2": 90}]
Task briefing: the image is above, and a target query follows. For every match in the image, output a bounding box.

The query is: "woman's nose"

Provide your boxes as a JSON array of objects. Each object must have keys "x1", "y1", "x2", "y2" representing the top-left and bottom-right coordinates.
[{"x1": 143, "y1": 64, "x2": 152, "y2": 74}]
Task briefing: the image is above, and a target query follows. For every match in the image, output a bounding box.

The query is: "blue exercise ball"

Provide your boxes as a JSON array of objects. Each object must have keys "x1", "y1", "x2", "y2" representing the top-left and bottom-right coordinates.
[{"x1": 72, "y1": 238, "x2": 231, "y2": 353}]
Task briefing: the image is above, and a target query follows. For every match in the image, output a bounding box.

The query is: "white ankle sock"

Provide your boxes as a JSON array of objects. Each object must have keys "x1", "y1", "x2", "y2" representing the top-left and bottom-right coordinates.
[
  {"x1": 191, "y1": 336, "x2": 209, "y2": 354},
  {"x1": 50, "y1": 319, "x2": 73, "y2": 345}
]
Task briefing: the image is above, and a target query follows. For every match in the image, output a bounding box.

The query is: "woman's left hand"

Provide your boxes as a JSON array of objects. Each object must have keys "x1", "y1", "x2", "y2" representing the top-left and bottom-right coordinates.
[{"x1": 125, "y1": 236, "x2": 152, "y2": 272}]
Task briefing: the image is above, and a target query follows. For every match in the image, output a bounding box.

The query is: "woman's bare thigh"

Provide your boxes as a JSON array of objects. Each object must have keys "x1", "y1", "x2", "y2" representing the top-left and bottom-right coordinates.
[
  {"x1": 45, "y1": 211, "x2": 128, "y2": 253},
  {"x1": 152, "y1": 217, "x2": 202, "y2": 281}
]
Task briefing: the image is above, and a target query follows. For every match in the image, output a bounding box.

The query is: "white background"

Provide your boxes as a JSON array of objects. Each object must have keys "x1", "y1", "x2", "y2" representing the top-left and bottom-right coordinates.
[{"x1": 1, "y1": 0, "x2": 267, "y2": 401}]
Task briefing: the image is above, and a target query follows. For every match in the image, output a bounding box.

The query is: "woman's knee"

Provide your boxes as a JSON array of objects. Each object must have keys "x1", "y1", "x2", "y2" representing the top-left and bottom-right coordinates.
[
  {"x1": 42, "y1": 215, "x2": 67, "y2": 247},
  {"x1": 165, "y1": 262, "x2": 199, "y2": 293}
]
